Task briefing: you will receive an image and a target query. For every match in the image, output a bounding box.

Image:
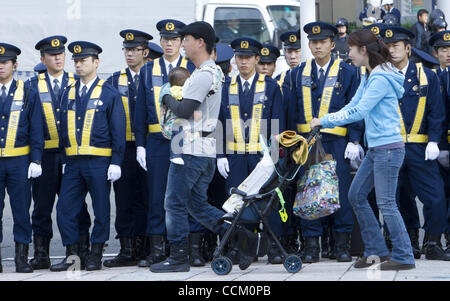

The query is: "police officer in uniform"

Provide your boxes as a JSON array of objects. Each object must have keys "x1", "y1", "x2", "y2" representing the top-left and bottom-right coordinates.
[
  {"x1": 381, "y1": 26, "x2": 450, "y2": 261},
  {"x1": 0, "y1": 43, "x2": 44, "y2": 273},
  {"x1": 28, "y1": 36, "x2": 91, "y2": 270},
  {"x1": 145, "y1": 42, "x2": 164, "y2": 63},
  {"x1": 103, "y1": 30, "x2": 152, "y2": 268},
  {"x1": 50, "y1": 41, "x2": 126, "y2": 271},
  {"x1": 214, "y1": 43, "x2": 234, "y2": 78},
  {"x1": 277, "y1": 30, "x2": 301, "y2": 100},
  {"x1": 256, "y1": 44, "x2": 280, "y2": 78},
  {"x1": 217, "y1": 37, "x2": 285, "y2": 264},
  {"x1": 134, "y1": 19, "x2": 205, "y2": 268},
  {"x1": 288, "y1": 22, "x2": 362, "y2": 263},
  {"x1": 431, "y1": 31, "x2": 450, "y2": 254},
  {"x1": 333, "y1": 18, "x2": 351, "y2": 63}
]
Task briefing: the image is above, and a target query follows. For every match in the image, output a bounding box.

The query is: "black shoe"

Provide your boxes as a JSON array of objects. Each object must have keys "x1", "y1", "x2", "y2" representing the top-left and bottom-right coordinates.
[
  {"x1": 29, "y1": 236, "x2": 51, "y2": 270},
  {"x1": 138, "y1": 235, "x2": 166, "y2": 267},
  {"x1": 267, "y1": 240, "x2": 283, "y2": 264},
  {"x1": 15, "y1": 243, "x2": 33, "y2": 273},
  {"x1": 238, "y1": 250, "x2": 254, "y2": 270},
  {"x1": 150, "y1": 242, "x2": 190, "y2": 273},
  {"x1": 281, "y1": 233, "x2": 299, "y2": 255},
  {"x1": 86, "y1": 243, "x2": 104, "y2": 271},
  {"x1": 421, "y1": 232, "x2": 429, "y2": 255},
  {"x1": 321, "y1": 234, "x2": 330, "y2": 259},
  {"x1": 407, "y1": 229, "x2": 421, "y2": 259},
  {"x1": 445, "y1": 233, "x2": 450, "y2": 253},
  {"x1": 302, "y1": 236, "x2": 320, "y2": 263},
  {"x1": 79, "y1": 234, "x2": 90, "y2": 270},
  {"x1": 201, "y1": 232, "x2": 217, "y2": 263},
  {"x1": 189, "y1": 233, "x2": 206, "y2": 267},
  {"x1": 103, "y1": 237, "x2": 137, "y2": 268},
  {"x1": 50, "y1": 244, "x2": 80, "y2": 272},
  {"x1": 334, "y1": 232, "x2": 352, "y2": 262},
  {"x1": 354, "y1": 255, "x2": 391, "y2": 268},
  {"x1": 379, "y1": 260, "x2": 415, "y2": 270},
  {"x1": 425, "y1": 234, "x2": 450, "y2": 261}
]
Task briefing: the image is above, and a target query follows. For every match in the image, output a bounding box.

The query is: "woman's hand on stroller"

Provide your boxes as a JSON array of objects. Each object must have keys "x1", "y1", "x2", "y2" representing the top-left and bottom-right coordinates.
[
  {"x1": 310, "y1": 118, "x2": 321, "y2": 129},
  {"x1": 217, "y1": 157, "x2": 230, "y2": 179}
]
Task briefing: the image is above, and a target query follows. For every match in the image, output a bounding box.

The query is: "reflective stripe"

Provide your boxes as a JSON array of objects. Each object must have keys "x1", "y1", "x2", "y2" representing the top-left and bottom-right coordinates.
[
  {"x1": 277, "y1": 71, "x2": 286, "y2": 88},
  {"x1": 66, "y1": 80, "x2": 112, "y2": 156},
  {"x1": 148, "y1": 123, "x2": 162, "y2": 133},
  {"x1": 67, "y1": 72, "x2": 76, "y2": 86},
  {"x1": 180, "y1": 56, "x2": 188, "y2": 69},
  {"x1": 398, "y1": 63, "x2": 429, "y2": 143},
  {"x1": 300, "y1": 59, "x2": 346, "y2": 136},
  {"x1": 151, "y1": 59, "x2": 163, "y2": 132},
  {"x1": 227, "y1": 74, "x2": 266, "y2": 152},
  {"x1": 1, "y1": 80, "x2": 30, "y2": 157},
  {"x1": 360, "y1": 66, "x2": 366, "y2": 76},
  {"x1": 37, "y1": 73, "x2": 60, "y2": 149},
  {"x1": 118, "y1": 69, "x2": 135, "y2": 141}
]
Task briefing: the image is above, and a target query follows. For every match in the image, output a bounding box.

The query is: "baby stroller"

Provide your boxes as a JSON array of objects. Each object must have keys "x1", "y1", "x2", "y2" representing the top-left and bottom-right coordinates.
[{"x1": 211, "y1": 128, "x2": 321, "y2": 275}]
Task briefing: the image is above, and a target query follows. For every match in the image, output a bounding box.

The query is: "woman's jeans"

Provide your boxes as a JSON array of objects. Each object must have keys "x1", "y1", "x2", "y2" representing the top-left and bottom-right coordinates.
[{"x1": 348, "y1": 147, "x2": 415, "y2": 265}]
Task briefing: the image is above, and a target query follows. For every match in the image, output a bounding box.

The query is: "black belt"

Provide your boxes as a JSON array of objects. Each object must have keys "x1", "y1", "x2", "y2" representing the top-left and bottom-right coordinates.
[{"x1": 201, "y1": 131, "x2": 213, "y2": 138}]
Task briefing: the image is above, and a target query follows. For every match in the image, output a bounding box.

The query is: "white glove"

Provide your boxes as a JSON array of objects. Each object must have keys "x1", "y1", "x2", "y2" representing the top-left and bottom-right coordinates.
[
  {"x1": 136, "y1": 146, "x2": 147, "y2": 171},
  {"x1": 217, "y1": 157, "x2": 230, "y2": 179},
  {"x1": 107, "y1": 164, "x2": 122, "y2": 182},
  {"x1": 62, "y1": 164, "x2": 66, "y2": 175},
  {"x1": 437, "y1": 150, "x2": 450, "y2": 168},
  {"x1": 28, "y1": 162, "x2": 42, "y2": 179},
  {"x1": 344, "y1": 142, "x2": 360, "y2": 161},
  {"x1": 350, "y1": 144, "x2": 365, "y2": 170},
  {"x1": 425, "y1": 142, "x2": 440, "y2": 161}
]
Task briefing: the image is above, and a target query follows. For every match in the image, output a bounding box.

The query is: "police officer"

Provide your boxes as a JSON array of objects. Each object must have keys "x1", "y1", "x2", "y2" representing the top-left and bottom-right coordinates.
[
  {"x1": 145, "y1": 42, "x2": 164, "y2": 63},
  {"x1": 134, "y1": 19, "x2": 204, "y2": 268},
  {"x1": 256, "y1": 44, "x2": 280, "y2": 78},
  {"x1": 28, "y1": 36, "x2": 91, "y2": 270},
  {"x1": 215, "y1": 43, "x2": 234, "y2": 77},
  {"x1": 102, "y1": 30, "x2": 152, "y2": 268},
  {"x1": 50, "y1": 41, "x2": 126, "y2": 271},
  {"x1": 288, "y1": 22, "x2": 362, "y2": 263},
  {"x1": 217, "y1": 37, "x2": 285, "y2": 265},
  {"x1": 0, "y1": 43, "x2": 44, "y2": 273},
  {"x1": 333, "y1": 18, "x2": 351, "y2": 63},
  {"x1": 277, "y1": 30, "x2": 301, "y2": 98},
  {"x1": 431, "y1": 31, "x2": 450, "y2": 254},
  {"x1": 381, "y1": 26, "x2": 450, "y2": 261}
]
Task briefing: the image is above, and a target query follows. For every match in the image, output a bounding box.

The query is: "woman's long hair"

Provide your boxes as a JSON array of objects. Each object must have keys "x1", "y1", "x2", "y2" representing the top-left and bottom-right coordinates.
[{"x1": 347, "y1": 29, "x2": 391, "y2": 72}]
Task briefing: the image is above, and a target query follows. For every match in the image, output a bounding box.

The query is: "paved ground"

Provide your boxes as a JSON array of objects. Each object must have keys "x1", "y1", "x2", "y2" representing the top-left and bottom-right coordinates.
[{"x1": 0, "y1": 256, "x2": 449, "y2": 281}]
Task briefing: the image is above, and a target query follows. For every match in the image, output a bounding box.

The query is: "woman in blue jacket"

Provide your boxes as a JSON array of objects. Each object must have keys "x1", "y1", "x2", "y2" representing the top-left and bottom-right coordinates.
[{"x1": 310, "y1": 29, "x2": 415, "y2": 270}]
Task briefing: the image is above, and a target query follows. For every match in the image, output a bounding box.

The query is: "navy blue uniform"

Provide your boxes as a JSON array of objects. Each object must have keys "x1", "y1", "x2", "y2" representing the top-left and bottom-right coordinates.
[
  {"x1": 134, "y1": 56, "x2": 206, "y2": 235},
  {"x1": 288, "y1": 58, "x2": 362, "y2": 237},
  {"x1": 57, "y1": 77, "x2": 126, "y2": 245},
  {"x1": 395, "y1": 62, "x2": 447, "y2": 236},
  {"x1": 27, "y1": 71, "x2": 91, "y2": 240},
  {"x1": 107, "y1": 68, "x2": 148, "y2": 238},
  {"x1": 0, "y1": 80, "x2": 44, "y2": 244},
  {"x1": 218, "y1": 73, "x2": 286, "y2": 235},
  {"x1": 439, "y1": 69, "x2": 450, "y2": 234}
]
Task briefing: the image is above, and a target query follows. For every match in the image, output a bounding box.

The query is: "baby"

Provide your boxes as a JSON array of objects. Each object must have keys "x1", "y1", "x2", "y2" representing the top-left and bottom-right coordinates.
[{"x1": 160, "y1": 67, "x2": 190, "y2": 165}]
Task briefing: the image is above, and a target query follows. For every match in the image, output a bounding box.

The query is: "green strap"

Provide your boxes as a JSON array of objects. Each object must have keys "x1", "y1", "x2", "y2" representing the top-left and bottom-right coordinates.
[{"x1": 275, "y1": 188, "x2": 288, "y2": 223}]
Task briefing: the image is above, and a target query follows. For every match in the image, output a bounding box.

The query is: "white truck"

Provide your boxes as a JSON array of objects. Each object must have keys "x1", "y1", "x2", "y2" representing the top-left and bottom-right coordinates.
[{"x1": 3, "y1": 0, "x2": 299, "y2": 78}]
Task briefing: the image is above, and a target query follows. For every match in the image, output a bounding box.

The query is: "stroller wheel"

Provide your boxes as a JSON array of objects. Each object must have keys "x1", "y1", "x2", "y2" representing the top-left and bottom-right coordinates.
[
  {"x1": 284, "y1": 254, "x2": 302, "y2": 273},
  {"x1": 211, "y1": 257, "x2": 233, "y2": 275}
]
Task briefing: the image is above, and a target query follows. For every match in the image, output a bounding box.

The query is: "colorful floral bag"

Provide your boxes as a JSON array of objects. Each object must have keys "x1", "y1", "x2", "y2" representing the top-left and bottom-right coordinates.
[{"x1": 293, "y1": 137, "x2": 340, "y2": 220}]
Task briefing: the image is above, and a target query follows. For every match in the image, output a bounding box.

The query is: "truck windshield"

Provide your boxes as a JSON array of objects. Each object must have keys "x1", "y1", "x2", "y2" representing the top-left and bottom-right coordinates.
[
  {"x1": 267, "y1": 5, "x2": 300, "y2": 33},
  {"x1": 214, "y1": 7, "x2": 271, "y2": 45}
]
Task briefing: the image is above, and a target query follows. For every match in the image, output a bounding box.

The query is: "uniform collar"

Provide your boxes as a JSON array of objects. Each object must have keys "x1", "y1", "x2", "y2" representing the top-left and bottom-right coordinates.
[
  {"x1": 0, "y1": 79, "x2": 13, "y2": 94},
  {"x1": 315, "y1": 58, "x2": 332, "y2": 77},
  {"x1": 79, "y1": 76, "x2": 98, "y2": 95},
  {"x1": 163, "y1": 54, "x2": 181, "y2": 73},
  {"x1": 239, "y1": 72, "x2": 256, "y2": 89},
  {"x1": 47, "y1": 72, "x2": 64, "y2": 86}
]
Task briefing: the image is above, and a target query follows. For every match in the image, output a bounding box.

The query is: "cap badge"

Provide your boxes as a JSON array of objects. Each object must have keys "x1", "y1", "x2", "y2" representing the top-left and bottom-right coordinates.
[
  {"x1": 261, "y1": 48, "x2": 270, "y2": 56},
  {"x1": 371, "y1": 26, "x2": 380, "y2": 35},
  {"x1": 0, "y1": 47, "x2": 4, "y2": 55},
  {"x1": 312, "y1": 26, "x2": 321, "y2": 34},
  {"x1": 241, "y1": 41, "x2": 249, "y2": 49},
  {"x1": 126, "y1": 33, "x2": 135, "y2": 41},
  {"x1": 289, "y1": 34, "x2": 297, "y2": 43},
  {"x1": 74, "y1": 45, "x2": 82, "y2": 54},
  {"x1": 166, "y1": 22, "x2": 175, "y2": 31},
  {"x1": 444, "y1": 33, "x2": 450, "y2": 41},
  {"x1": 51, "y1": 39, "x2": 60, "y2": 48},
  {"x1": 385, "y1": 30, "x2": 393, "y2": 38}
]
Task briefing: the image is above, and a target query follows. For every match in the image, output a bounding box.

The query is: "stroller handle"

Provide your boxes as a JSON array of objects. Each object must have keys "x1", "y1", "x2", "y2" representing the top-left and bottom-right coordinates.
[{"x1": 307, "y1": 126, "x2": 321, "y2": 144}]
